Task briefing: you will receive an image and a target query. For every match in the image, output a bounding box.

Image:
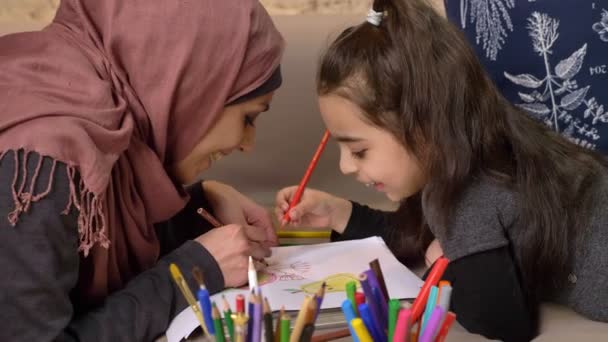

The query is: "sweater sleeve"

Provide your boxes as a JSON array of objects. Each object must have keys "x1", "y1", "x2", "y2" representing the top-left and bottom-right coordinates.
[
  {"x1": 330, "y1": 201, "x2": 394, "y2": 243},
  {"x1": 156, "y1": 182, "x2": 217, "y2": 257},
  {"x1": 0, "y1": 151, "x2": 224, "y2": 342},
  {"x1": 432, "y1": 246, "x2": 538, "y2": 342}
]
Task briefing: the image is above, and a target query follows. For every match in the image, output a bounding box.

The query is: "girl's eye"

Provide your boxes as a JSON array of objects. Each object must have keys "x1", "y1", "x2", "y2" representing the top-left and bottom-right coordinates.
[
  {"x1": 351, "y1": 149, "x2": 367, "y2": 159},
  {"x1": 244, "y1": 115, "x2": 255, "y2": 127}
]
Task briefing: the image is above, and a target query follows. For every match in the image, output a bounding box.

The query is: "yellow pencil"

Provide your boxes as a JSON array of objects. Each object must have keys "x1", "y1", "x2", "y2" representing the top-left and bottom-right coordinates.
[
  {"x1": 351, "y1": 318, "x2": 373, "y2": 342},
  {"x1": 277, "y1": 231, "x2": 331, "y2": 239},
  {"x1": 169, "y1": 263, "x2": 210, "y2": 336}
]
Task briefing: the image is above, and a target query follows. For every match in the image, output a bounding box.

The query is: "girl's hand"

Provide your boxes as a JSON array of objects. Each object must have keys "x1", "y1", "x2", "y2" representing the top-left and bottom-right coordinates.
[{"x1": 274, "y1": 186, "x2": 352, "y2": 233}]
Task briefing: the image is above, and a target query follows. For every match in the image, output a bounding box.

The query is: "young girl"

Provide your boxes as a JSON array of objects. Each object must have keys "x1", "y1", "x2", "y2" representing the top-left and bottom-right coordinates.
[{"x1": 276, "y1": 0, "x2": 608, "y2": 340}]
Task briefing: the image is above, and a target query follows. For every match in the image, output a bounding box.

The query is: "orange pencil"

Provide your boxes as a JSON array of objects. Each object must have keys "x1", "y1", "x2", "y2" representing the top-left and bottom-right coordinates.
[{"x1": 281, "y1": 130, "x2": 330, "y2": 227}]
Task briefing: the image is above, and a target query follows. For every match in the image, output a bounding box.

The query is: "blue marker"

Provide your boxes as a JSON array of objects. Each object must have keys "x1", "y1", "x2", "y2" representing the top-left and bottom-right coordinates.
[
  {"x1": 341, "y1": 299, "x2": 360, "y2": 342},
  {"x1": 358, "y1": 303, "x2": 385, "y2": 342},
  {"x1": 421, "y1": 285, "x2": 439, "y2": 333}
]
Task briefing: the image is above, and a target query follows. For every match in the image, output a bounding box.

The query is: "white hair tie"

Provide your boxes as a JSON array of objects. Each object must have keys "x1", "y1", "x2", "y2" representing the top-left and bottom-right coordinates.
[{"x1": 366, "y1": 8, "x2": 384, "y2": 26}]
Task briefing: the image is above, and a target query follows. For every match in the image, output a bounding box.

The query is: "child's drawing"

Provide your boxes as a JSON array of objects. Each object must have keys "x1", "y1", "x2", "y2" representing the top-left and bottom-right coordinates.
[
  {"x1": 240, "y1": 260, "x2": 312, "y2": 289},
  {"x1": 284, "y1": 273, "x2": 360, "y2": 295}
]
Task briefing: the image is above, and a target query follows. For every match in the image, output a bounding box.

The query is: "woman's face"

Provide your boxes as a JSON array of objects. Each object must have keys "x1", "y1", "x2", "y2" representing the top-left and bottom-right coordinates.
[{"x1": 171, "y1": 92, "x2": 274, "y2": 184}]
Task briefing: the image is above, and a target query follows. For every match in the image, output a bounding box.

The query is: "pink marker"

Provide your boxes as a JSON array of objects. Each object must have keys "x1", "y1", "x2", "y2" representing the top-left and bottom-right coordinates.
[{"x1": 393, "y1": 308, "x2": 411, "y2": 342}]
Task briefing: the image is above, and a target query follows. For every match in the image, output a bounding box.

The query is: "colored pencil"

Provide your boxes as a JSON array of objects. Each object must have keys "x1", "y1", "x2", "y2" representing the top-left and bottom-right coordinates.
[
  {"x1": 275, "y1": 306, "x2": 285, "y2": 342},
  {"x1": 290, "y1": 296, "x2": 312, "y2": 342},
  {"x1": 280, "y1": 314, "x2": 291, "y2": 342},
  {"x1": 264, "y1": 297, "x2": 275, "y2": 342},
  {"x1": 196, "y1": 207, "x2": 222, "y2": 228},
  {"x1": 212, "y1": 303, "x2": 226, "y2": 342},
  {"x1": 281, "y1": 130, "x2": 330, "y2": 227},
  {"x1": 222, "y1": 296, "x2": 235, "y2": 342},
  {"x1": 277, "y1": 231, "x2": 331, "y2": 238},
  {"x1": 314, "y1": 282, "x2": 326, "y2": 321}
]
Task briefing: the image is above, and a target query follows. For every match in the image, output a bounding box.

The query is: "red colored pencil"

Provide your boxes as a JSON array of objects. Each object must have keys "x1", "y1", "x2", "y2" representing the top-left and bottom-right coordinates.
[{"x1": 281, "y1": 130, "x2": 330, "y2": 227}]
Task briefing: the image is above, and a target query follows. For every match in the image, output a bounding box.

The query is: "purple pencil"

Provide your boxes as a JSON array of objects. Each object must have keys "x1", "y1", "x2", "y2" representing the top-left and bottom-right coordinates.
[
  {"x1": 252, "y1": 295, "x2": 263, "y2": 342},
  {"x1": 419, "y1": 306, "x2": 444, "y2": 342}
]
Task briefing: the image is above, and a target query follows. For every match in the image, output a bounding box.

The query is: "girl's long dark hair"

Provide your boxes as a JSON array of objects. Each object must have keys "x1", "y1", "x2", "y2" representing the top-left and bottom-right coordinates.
[{"x1": 317, "y1": 0, "x2": 607, "y2": 297}]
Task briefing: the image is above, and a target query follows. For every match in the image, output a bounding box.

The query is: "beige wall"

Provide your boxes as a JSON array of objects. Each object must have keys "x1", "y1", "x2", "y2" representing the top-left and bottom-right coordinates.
[{"x1": 0, "y1": 0, "x2": 369, "y2": 25}]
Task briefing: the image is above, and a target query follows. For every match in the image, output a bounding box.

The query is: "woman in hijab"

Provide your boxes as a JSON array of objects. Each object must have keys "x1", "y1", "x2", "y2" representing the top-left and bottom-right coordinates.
[{"x1": 0, "y1": 0, "x2": 284, "y2": 340}]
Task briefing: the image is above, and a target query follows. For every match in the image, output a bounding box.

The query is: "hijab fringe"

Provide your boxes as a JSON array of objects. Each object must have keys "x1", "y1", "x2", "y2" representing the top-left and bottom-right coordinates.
[{"x1": 2, "y1": 149, "x2": 110, "y2": 256}]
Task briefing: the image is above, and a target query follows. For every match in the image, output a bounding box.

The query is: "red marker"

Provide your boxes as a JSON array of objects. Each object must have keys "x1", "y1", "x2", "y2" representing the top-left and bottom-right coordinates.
[{"x1": 411, "y1": 257, "x2": 449, "y2": 323}]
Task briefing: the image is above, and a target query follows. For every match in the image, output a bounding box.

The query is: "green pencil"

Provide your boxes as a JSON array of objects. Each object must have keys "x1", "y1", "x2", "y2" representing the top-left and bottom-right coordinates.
[
  {"x1": 346, "y1": 280, "x2": 358, "y2": 315},
  {"x1": 221, "y1": 296, "x2": 235, "y2": 341},
  {"x1": 388, "y1": 299, "x2": 401, "y2": 341},
  {"x1": 212, "y1": 303, "x2": 225, "y2": 342},
  {"x1": 280, "y1": 314, "x2": 291, "y2": 342}
]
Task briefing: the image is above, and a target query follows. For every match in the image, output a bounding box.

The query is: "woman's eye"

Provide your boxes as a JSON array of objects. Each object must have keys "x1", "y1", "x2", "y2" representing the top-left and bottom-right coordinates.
[
  {"x1": 351, "y1": 149, "x2": 367, "y2": 159},
  {"x1": 244, "y1": 115, "x2": 255, "y2": 127}
]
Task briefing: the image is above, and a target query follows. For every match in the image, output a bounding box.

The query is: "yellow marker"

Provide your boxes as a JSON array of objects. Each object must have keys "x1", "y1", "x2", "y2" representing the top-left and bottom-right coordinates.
[
  {"x1": 169, "y1": 263, "x2": 209, "y2": 336},
  {"x1": 351, "y1": 318, "x2": 373, "y2": 342},
  {"x1": 277, "y1": 231, "x2": 331, "y2": 239}
]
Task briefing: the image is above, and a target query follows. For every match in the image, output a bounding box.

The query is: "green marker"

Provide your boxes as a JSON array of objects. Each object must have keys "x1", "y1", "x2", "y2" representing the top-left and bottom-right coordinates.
[
  {"x1": 388, "y1": 299, "x2": 401, "y2": 341},
  {"x1": 346, "y1": 280, "x2": 358, "y2": 315}
]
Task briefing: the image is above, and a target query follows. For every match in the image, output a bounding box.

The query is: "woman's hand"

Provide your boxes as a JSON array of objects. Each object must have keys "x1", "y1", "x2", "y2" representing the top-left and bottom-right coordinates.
[
  {"x1": 202, "y1": 181, "x2": 277, "y2": 246},
  {"x1": 274, "y1": 186, "x2": 352, "y2": 233},
  {"x1": 195, "y1": 224, "x2": 270, "y2": 287}
]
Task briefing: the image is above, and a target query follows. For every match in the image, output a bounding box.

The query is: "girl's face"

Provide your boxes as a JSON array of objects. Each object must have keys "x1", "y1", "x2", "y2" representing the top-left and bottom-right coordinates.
[
  {"x1": 171, "y1": 92, "x2": 274, "y2": 184},
  {"x1": 319, "y1": 94, "x2": 426, "y2": 201}
]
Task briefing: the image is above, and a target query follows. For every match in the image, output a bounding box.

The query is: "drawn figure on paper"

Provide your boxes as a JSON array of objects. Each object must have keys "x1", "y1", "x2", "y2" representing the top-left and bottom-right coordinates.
[
  {"x1": 460, "y1": 0, "x2": 515, "y2": 60},
  {"x1": 592, "y1": 9, "x2": 608, "y2": 42},
  {"x1": 284, "y1": 273, "x2": 360, "y2": 295},
  {"x1": 240, "y1": 261, "x2": 312, "y2": 289},
  {"x1": 503, "y1": 12, "x2": 608, "y2": 149}
]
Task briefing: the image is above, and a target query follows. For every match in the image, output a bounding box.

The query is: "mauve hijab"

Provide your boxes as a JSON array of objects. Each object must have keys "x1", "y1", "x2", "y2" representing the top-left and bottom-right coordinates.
[{"x1": 0, "y1": 0, "x2": 284, "y2": 302}]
